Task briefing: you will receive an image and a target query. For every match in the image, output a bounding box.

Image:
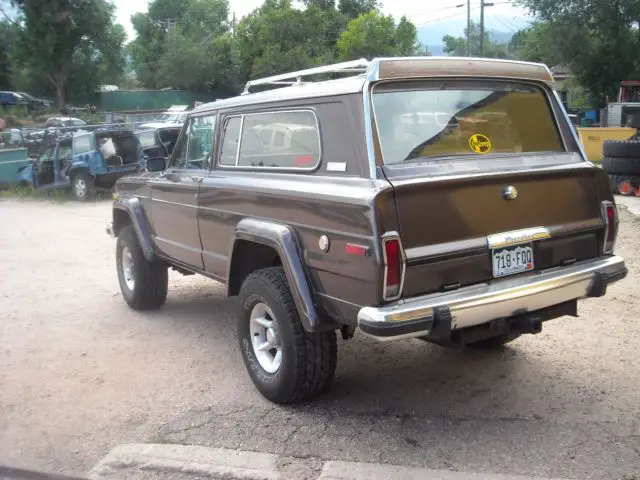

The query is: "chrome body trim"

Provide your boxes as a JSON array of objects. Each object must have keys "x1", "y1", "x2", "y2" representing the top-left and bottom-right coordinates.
[
  {"x1": 358, "y1": 255, "x2": 626, "y2": 341},
  {"x1": 487, "y1": 227, "x2": 551, "y2": 249}
]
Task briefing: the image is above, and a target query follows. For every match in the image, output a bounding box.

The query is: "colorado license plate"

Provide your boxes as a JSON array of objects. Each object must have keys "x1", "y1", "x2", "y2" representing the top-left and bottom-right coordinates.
[{"x1": 492, "y1": 243, "x2": 534, "y2": 278}]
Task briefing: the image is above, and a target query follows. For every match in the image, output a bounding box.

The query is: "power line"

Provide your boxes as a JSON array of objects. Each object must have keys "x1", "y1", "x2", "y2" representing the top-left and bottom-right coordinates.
[
  {"x1": 414, "y1": 7, "x2": 479, "y2": 27},
  {"x1": 494, "y1": 15, "x2": 515, "y2": 32}
]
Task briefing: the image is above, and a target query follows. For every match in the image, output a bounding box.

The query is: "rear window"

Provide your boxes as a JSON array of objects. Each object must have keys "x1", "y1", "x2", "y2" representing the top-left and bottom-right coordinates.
[{"x1": 372, "y1": 81, "x2": 569, "y2": 167}]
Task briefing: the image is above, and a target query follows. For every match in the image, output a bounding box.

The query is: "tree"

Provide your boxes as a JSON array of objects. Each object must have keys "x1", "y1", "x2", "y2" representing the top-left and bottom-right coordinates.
[
  {"x1": 337, "y1": 0, "x2": 379, "y2": 20},
  {"x1": 337, "y1": 11, "x2": 420, "y2": 61},
  {"x1": 518, "y1": 0, "x2": 640, "y2": 107},
  {"x1": 129, "y1": 0, "x2": 234, "y2": 93},
  {"x1": 442, "y1": 21, "x2": 510, "y2": 59},
  {"x1": 0, "y1": 21, "x2": 16, "y2": 90},
  {"x1": 10, "y1": 0, "x2": 126, "y2": 106},
  {"x1": 234, "y1": 0, "x2": 342, "y2": 81}
]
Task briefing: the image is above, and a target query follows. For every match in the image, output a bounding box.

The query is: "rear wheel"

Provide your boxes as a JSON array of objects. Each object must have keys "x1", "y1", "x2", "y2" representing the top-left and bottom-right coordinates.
[
  {"x1": 71, "y1": 171, "x2": 95, "y2": 201},
  {"x1": 116, "y1": 225, "x2": 168, "y2": 310},
  {"x1": 237, "y1": 267, "x2": 337, "y2": 404},
  {"x1": 466, "y1": 332, "x2": 521, "y2": 349}
]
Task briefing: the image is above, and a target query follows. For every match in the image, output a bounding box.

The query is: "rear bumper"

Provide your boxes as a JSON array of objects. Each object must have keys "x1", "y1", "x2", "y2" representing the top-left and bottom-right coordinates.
[{"x1": 358, "y1": 255, "x2": 627, "y2": 341}]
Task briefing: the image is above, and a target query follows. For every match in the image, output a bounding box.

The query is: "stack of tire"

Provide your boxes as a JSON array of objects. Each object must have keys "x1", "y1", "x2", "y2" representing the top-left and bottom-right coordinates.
[{"x1": 602, "y1": 137, "x2": 640, "y2": 196}]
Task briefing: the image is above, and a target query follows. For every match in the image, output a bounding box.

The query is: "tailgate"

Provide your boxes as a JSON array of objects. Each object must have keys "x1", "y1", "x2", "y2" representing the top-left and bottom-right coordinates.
[{"x1": 385, "y1": 165, "x2": 606, "y2": 298}]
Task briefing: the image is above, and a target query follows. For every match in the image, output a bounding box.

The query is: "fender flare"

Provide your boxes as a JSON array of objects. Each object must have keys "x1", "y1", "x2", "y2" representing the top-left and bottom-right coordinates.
[
  {"x1": 230, "y1": 218, "x2": 329, "y2": 332},
  {"x1": 113, "y1": 196, "x2": 155, "y2": 262}
]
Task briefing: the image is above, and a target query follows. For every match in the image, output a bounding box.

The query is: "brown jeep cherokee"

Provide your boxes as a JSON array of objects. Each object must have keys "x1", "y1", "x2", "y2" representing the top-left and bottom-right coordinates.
[{"x1": 107, "y1": 57, "x2": 627, "y2": 404}]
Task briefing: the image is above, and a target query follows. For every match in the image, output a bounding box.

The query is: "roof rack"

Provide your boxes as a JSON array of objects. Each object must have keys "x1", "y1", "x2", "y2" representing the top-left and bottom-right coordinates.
[{"x1": 242, "y1": 59, "x2": 370, "y2": 94}]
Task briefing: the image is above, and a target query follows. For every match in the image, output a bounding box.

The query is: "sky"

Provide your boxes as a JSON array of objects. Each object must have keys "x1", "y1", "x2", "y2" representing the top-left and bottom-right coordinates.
[{"x1": 113, "y1": 0, "x2": 531, "y2": 42}]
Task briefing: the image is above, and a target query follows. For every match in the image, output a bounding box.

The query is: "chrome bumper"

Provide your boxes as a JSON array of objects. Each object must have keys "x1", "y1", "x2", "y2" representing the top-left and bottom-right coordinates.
[{"x1": 358, "y1": 255, "x2": 627, "y2": 341}]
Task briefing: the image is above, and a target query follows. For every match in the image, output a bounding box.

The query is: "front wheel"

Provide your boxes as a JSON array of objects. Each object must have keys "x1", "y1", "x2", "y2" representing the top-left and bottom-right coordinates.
[
  {"x1": 237, "y1": 267, "x2": 337, "y2": 404},
  {"x1": 71, "y1": 171, "x2": 95, "y2": 201},
  {"x1": 116, "y1": 225, "x2": 168, "y2": 310}
]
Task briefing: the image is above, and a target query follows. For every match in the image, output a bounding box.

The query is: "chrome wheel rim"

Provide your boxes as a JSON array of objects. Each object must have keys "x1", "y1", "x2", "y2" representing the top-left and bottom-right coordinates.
[
  {"x1": 121, "y1": 246, "x2": 135, "y2": 291},
  {"x1": 74, "y1": 178, "x2": 87, "y2": 198},
  {"x1": 249, "y1": 302, "x2": 282, "y2": 374}
]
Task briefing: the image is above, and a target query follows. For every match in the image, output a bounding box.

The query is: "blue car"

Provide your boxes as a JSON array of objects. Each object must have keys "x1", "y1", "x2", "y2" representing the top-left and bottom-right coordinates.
[{"x1": 17, "y1": 128, "x2": 143, "y2": 200}]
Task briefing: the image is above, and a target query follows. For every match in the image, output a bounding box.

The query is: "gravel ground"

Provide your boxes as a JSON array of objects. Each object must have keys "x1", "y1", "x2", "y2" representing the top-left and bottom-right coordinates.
[{"x1": 0, "y1": 198, "x2": 639, "y2": 480}]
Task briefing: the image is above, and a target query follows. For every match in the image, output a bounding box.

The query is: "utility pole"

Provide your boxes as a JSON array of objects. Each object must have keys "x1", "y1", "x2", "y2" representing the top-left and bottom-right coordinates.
[
  {"x1": 479, "y1": 0, "x2": 494, "y2": 57},
  {"x1": 479, "y1": 0, "x2": 484, "y2": 57},
  {"x1": 466, "y1": 0, "x2": 471, "y2": 56}
]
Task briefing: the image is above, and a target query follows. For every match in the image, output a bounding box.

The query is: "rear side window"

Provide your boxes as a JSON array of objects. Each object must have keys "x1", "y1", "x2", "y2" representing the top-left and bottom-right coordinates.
[
  {"x1": 373, "y1": 81, "x2": 571, "y2": 169},
  {"x1": 218, "y1": 110, "x2": 321, "y2": 169}
]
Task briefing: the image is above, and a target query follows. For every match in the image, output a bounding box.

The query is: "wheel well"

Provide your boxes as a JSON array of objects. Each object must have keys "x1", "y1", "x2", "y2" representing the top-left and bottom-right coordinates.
[
  {"x1": 70, "y1": 167, "x2": 91, "y2": 181},
  {"x1": 113, "y1": 208, "x2": 132, "y2": 237},
  {"x1": 228, "y1": 240, "x2": 282, "y2": 296}
]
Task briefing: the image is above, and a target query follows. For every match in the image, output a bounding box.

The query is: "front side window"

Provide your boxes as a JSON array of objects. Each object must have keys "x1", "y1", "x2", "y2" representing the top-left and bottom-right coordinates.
[
  {"x1": 219, "y1": 110, "x2": 320, "y2": 169},
  {"x1": 373, "y1": 81, "x2": 572, "y2": 170},
  {"x1": 171, "y1": 114, "x2": 216, "y2": 170}
]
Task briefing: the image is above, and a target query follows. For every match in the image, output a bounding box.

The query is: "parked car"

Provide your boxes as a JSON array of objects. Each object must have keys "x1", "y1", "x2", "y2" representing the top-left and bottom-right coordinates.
[
  {"x1": 106, "y1": 57, "x2": 627, "y2": 404},
  {"x1": 0, "y1": 147, "x2": 30, "y2": 190},
  {"x1": 0, "y1": 91, "x2": 29, "y2": 109},
  {"x1": 135, "y1": 125, "x2": 182, "y2": 171},
  {"x1": 19, "y1": 127, "x2": 143, "y2": 200},
  {"x1": 22, "y1": 117, "x2": 90, "y2": 157},
  {"x1": 138, "y1": 105, "x2": 189, "y2": 130},
  {"x1": 15, "y1": 92, "x2": 51, "y2": 109}
]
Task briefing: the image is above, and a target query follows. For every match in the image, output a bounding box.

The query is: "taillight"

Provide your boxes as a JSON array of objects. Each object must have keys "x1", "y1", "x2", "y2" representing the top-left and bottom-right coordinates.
[
  {"x1": 382, "y1": 233, "x2": 405, "y2": 301},
  {"x1": 601, "y1": 201, "x2": 618, "y2": 254}
]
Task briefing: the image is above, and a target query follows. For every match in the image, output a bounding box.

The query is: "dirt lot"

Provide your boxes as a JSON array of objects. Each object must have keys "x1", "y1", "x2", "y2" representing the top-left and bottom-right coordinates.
[{"x1": 0, "y1": 198, "x2": 639, "y2": 479}]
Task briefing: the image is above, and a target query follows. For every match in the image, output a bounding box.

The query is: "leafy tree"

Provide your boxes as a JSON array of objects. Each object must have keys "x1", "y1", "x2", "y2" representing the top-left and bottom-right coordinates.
[
  {"x1": 337, "y1": 0, "x2": 379, "y2": 20},
  {"x1": 442, "y1": 21, "x2": 510, "y2": 59},
  {"x1": 518, "y1": 0, "x2": 640, "y2": 107},
  {"x1": 0, "y1": 21, "x2": 16, "y2": 90},
  {"x1": 130, "y1": 0, "x2": 234, "y2": 93},
  {"x1": 234, "y1": 0, "x2": 342, "y2": 80},
  {"x1": 9, "y1": 0, "x2": 126, "y2": 106},
  {"x1": 337, "y1": 11, "x2": 420, "y2": 60}
]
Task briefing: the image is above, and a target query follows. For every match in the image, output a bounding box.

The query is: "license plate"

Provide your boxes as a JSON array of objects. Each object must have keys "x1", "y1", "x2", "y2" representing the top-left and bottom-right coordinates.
[{"x1": 492, "y1": 243, "x2": 534, "y2": 278}]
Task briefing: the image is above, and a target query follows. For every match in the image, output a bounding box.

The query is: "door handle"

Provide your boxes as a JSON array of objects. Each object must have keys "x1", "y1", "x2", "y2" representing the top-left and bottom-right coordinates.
[{"x1": 191, "y1": 175, "x2": 204, "y2": 182}]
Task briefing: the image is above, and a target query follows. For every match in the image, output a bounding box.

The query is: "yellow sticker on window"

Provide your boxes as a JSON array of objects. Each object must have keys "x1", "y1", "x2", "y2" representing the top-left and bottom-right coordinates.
[{"x1": 469, "y1": 134, "x2": 492, "y2": 154}]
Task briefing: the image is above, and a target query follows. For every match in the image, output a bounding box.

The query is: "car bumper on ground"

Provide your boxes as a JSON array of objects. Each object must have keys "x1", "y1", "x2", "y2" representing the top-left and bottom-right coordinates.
[{"x1": 358, "y1": 255, "x2": 627, "y2": 342}]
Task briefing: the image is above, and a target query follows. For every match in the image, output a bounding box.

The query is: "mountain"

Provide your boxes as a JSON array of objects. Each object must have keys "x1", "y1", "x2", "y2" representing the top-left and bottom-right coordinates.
[{"x1": 417, "y1": 16, "x2": 532, "y2": 56}]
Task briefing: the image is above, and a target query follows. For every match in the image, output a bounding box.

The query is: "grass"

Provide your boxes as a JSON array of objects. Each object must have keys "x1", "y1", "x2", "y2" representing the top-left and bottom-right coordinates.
[{"x1": 0, "y1": 185, "x2": 74, "y2": 202}]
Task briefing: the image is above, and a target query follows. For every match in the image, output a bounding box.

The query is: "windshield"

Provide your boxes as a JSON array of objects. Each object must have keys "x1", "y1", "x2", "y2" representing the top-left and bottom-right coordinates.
[{"x1": 372, "y1": 81, "x2": 566, "y2": 165}]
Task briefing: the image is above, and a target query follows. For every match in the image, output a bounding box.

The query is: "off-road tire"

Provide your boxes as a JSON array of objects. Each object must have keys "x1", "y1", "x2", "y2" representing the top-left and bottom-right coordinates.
[
  {"x1": 237, "y1": 267, "x2": 337, "y2": 404},
  {"x1": 466, "y1": 332, "x2": 521, "y2": 349},
  {"x1": 602, "y1": 140, "x2": 640, "y2": 158},
  {"x1": 601, "y1": 156, "x2": 640, "y2": 176},
  {"x1": 116, "y1": 225, "x2": 168, "y2": 310},
  {"x1": 71, "y1": 171, "x2": 95, "y2": 202}
]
